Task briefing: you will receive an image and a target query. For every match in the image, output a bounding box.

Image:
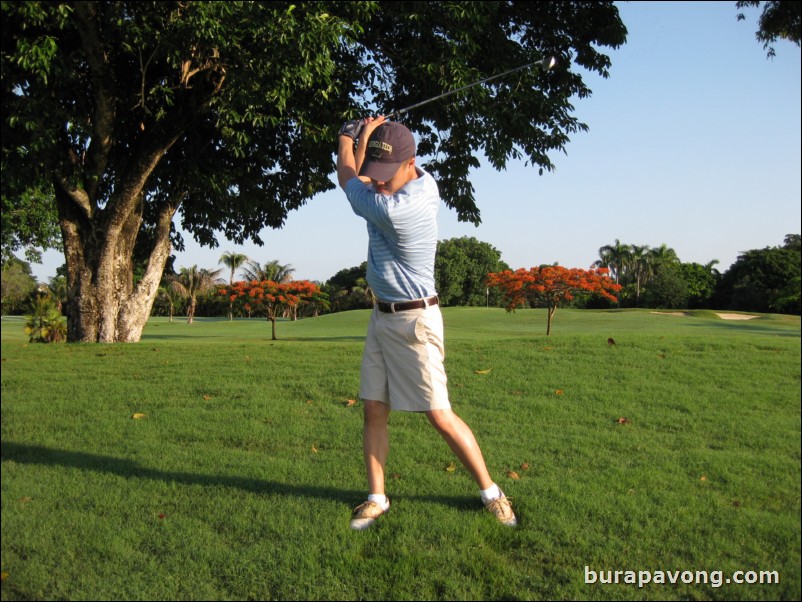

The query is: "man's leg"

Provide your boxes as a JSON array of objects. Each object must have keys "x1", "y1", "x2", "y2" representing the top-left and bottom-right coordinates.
[
  {"x1": 426, "y1": 408, "x2": 493, "y2": 489},
  {"x1": 363, "y1": 399, "x2": 391, "y2": 494},
  {"x1": 426, "y1": 408, "x2": 517, "y2": 526},
  {"x1": 350, "y1": 399, "x2": 392, "y2": 530}
]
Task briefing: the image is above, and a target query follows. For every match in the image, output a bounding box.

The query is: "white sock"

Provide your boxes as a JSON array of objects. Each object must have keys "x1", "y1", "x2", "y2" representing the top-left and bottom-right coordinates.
[
  {"x1": 367, "y1": 494, "x2": 389, "y2": 510},
  {"x1": 480, "y1": 483, "x2": 502, "y2": 504}
]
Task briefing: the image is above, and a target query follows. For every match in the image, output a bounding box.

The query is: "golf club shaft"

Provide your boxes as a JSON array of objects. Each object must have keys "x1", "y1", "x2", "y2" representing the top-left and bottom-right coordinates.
[{"x1": 386, "y1": 56, "x2": 556, "y2": 119}]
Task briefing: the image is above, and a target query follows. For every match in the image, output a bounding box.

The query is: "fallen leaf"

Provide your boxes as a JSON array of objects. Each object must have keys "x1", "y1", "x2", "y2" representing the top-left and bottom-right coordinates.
[
  {"x1": 555, "y1": 389, "x2": 564, "y2": 395},
  {"x1": 520, "y1": 463, "x2": 530, "y2": 471},
  {"x1": 732, "y1": 500, "x2": 741, "y2": 508},
  {"x1": 18, "y1": 497, "x2": 32, "y2": 503},
  {"x1": 131, "y1": 413, "x2": 146, "y2": 420},
  {"x1": 607, "y1": 338, "x2": 616, "y2": 346},
  {"x1": 474, "y1": 368, "x2": 492, "y2": 375},
  {"x1": 203, "y1": 395, "x2": 212, "y2": 400},
  {"x1": 391, "y1": 473, "x2": 402, "y2": 480},
  {"x1": 306, "y1": 399, "x2": 314, "y2": 405},
  {"x1": 345, "y1": 399, "x2": 357, "y2": 407},
  {"x1": 506, "y1": 471, "x2": 520, "y2": 480},
  {"x1": 700, "y1": 475, "x2": 707, "y2": 482},
  {"x1": 617, "y1": 417, "x2": 631, "y2": 424},
  {"x1": 158, "y1": 513, "x2": 167, "y2": 520},
  {"x1": 543, "y1": 347, "x2": 553, "y2": 350},
  {"x1": 445, "y1": 461, "x2": 456, "y2": 472},
  {"x1": 311, "y1": 444, "x2": 318, "y2": 453},
  {"x1": 1, "y1": 572, "x2": 8, "y2": 582}
]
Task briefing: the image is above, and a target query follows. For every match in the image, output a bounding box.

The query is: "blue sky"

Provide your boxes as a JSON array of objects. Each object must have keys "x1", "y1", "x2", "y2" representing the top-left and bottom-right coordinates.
[{"x1": 31, "y1": 1, "x2": 801, "y2": 283}]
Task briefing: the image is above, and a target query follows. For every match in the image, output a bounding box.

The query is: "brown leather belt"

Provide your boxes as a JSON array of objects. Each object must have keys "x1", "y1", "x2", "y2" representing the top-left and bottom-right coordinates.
[{"x1": 377, "y1": 296, "x2": 439, "y2": 313}]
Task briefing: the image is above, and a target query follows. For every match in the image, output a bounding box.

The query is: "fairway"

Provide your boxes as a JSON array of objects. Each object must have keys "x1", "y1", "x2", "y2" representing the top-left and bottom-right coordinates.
[{"x1": 1, "y1": 308, "x2": 800, "y2": 601}]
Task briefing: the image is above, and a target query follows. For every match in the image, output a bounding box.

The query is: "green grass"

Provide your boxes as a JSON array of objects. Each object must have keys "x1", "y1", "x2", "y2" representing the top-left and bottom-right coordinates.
[{"x1": 1, "y1": 308, "x2": 800, "y2": 601}]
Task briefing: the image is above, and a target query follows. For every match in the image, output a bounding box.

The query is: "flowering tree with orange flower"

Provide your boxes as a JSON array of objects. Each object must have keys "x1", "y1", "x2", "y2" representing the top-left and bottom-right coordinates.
[
  {"x1": 219, "y1": 280, "x2": 328, "y2": 340},
  {"x1": 487, "y1": 266, "x2": 621, "y2": 335}
]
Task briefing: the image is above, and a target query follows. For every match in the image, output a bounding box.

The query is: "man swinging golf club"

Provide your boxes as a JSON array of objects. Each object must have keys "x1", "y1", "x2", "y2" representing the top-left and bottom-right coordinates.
[{"x1": 337, "y1": 115, "x2": 517, "y2": 530}]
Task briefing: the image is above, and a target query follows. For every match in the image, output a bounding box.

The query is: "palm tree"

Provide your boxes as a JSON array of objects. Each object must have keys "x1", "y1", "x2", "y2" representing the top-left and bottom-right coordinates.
[
  {"x1": 704, "y1": 259, "x2": 721, "y2": 278},
  {"x1": 241, "y1": 259, "x2": 295, "y2": 283},
  {"x1": 47, "y1": 274, "x2": 68, "y2": 313},
  {"x1": 647, "y1": 244, "x2": 681, "y2": 270},
  {"x1": 629, "y1": 244, "x2": 652, "y2": 307},
  {"x1": 219, "y1": 251, "x2": 250, "y2": 284},
  {"x1": 595, "y1": 239, "x2": 631, "y2": 284},
  {"x1": 157, "y1": 284, "x2": 184, "y2": 322},
  {"x1": 219, "y1": 251, "x2": 249, "y2": 319},
  {"x1": 169, "y1": 265, "x2": 224, "y2": 324}
]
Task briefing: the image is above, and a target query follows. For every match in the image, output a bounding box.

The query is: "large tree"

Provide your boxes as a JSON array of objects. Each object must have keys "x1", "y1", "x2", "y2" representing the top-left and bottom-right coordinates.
[
  {"x1": 2, "y1": 1, "x2": 627, "y2": 342},
  {"x1": 219, "y1": 250, "x2": 248, "y2": 319},
  {"x1": 435, "y1": 236, "x2": 509, "y2": 306},
  {"x1": 714, "y1": 235, "x2": 801, "y2": 314},
  {"x1": 487, "y1": 266, "x2": 621, "y2": 335}
]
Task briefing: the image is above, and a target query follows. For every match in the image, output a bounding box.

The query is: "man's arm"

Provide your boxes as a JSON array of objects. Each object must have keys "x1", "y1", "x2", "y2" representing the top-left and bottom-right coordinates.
[
  {"x1": 337, "y1": 135, "x2": 358, "y2": 191},
  {"x1": 337, "y1": 116, "x2": 386, "y2": 191}
]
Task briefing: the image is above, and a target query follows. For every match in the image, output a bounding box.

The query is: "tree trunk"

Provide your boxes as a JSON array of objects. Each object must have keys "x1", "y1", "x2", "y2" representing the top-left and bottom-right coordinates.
[
  {"x1": 546, "y1": 304, "x2": 557, "y2": 336},
  {"x1": 58, "y1": 185, "x2": 176, "y2": 343},
  {"x1": 187, "y1": 297, "x2": 196, "y2": 325}
]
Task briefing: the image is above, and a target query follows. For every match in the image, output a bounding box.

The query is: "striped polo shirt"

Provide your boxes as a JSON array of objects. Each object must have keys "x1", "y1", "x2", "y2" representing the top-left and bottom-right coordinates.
[{"x1": 345, "y1": 168, "x2": 439, "y2": 303}]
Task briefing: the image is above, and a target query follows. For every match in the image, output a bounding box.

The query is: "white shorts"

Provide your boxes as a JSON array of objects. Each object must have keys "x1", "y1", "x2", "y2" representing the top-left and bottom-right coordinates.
[{"x1": 359, "y1": 304, "x2": 451, "y2": 412}]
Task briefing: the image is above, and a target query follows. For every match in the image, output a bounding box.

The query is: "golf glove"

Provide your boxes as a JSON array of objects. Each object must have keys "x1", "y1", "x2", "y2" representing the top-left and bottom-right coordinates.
[{"x1": 339, "y1": 119, "x2": 364, "y2": 141}]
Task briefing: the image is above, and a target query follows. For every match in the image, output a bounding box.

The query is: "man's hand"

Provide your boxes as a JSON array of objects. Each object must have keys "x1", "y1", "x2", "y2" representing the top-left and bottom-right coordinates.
[
  {"x1": 339, "y1": 119, "x2": 364, "y2": 141},
  {"x1": 338, "y1": 115, "x2": 388, "y2": 190}
]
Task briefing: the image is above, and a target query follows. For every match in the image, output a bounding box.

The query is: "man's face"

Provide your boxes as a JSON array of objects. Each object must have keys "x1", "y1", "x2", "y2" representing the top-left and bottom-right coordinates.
[{"x1": 370, "y1": 158, "x2": 416, "y2": 195}]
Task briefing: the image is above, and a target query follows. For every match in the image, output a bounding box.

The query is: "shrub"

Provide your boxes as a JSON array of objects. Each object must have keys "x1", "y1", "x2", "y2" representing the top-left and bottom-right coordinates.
[{"x1": 25, "y1": 294, "x2": 67, "y2": 343}]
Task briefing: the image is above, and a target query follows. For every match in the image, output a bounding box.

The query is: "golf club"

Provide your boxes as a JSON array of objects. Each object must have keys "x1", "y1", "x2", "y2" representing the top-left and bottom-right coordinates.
[{"x1": 385, "y1": 56, "x2": 557, "y2": 119}]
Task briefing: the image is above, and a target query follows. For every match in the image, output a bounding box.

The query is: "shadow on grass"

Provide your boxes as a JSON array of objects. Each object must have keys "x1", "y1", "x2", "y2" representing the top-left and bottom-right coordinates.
[{"x1": 1, "y1": 441, "x2": 475, "y2": 511}]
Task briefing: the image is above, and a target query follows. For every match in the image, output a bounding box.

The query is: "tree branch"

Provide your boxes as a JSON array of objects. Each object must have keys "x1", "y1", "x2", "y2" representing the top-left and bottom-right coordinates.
[{"x1": 72, "y1": 1, "x2": 115, "y2": 203}]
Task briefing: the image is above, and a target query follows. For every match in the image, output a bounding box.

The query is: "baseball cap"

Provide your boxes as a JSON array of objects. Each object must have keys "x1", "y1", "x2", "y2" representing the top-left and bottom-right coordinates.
[{"x1": 359, "y1": 122, "x2": 416, "y2": 182}]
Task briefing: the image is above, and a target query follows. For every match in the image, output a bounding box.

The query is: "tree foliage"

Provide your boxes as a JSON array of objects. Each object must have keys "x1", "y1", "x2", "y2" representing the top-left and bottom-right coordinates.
[
  {"x1": 1, "y1": 185, "x2": 61, "y2": 264},
  {"x1": 324, "y1": 262, "x2": 373, "y2": 312},
  {"x1": 24, "y1": 293, "x2": 67, "y2": 343},
  {"x1": 1, "y1": 256, "x2": 39, "y2": 313},
  {"x1": 714, "y1": 235, "x2": 801, "y2": 314},
  {"x1": 241, "y1": 260, "x2": 295, "y2": 284},
  {"x1": 487, "y1": 266, "x2": 621, "y2": 334},
  {"x1": 594, "y1": 240, "x2": 687, "y2": 307},
  {"x1": 435, "y1": 236, "x2": 509, "y2": 306},
  {"x1": 736, "y1": 0, "x2": 802, "y2": 57},
  {"x1": 680, "y1": 262, "x2": 719, "y2": 309},
  {"x1": 168, "y1": 265, "x2": 224, "y2": 324},
  {"x1": 220, "y1": 279, "x2": 328, "y2": 339},
  {"x1": 1, "y1": 1, "x2": 627, "y2": 342},
  {"x1": 641, "y1": 264, "x2": 688, "y2": 310}
]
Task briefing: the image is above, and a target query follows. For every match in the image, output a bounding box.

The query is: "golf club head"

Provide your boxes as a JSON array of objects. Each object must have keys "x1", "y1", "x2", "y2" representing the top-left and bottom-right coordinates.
[{"x1": 541, "y1": 56, "x2": 557, "y2": 71}]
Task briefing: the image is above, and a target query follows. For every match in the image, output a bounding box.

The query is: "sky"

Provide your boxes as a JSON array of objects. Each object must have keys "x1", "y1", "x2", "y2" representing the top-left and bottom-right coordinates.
[{"x1": 30, "y1": 1, "x2": 802, "y2": 284}]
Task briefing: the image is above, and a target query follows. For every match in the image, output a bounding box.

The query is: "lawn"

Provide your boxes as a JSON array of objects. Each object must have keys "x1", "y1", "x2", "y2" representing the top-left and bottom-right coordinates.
[{"x1": 1, "y1": 308, "x2": 800, "y2": 600}]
